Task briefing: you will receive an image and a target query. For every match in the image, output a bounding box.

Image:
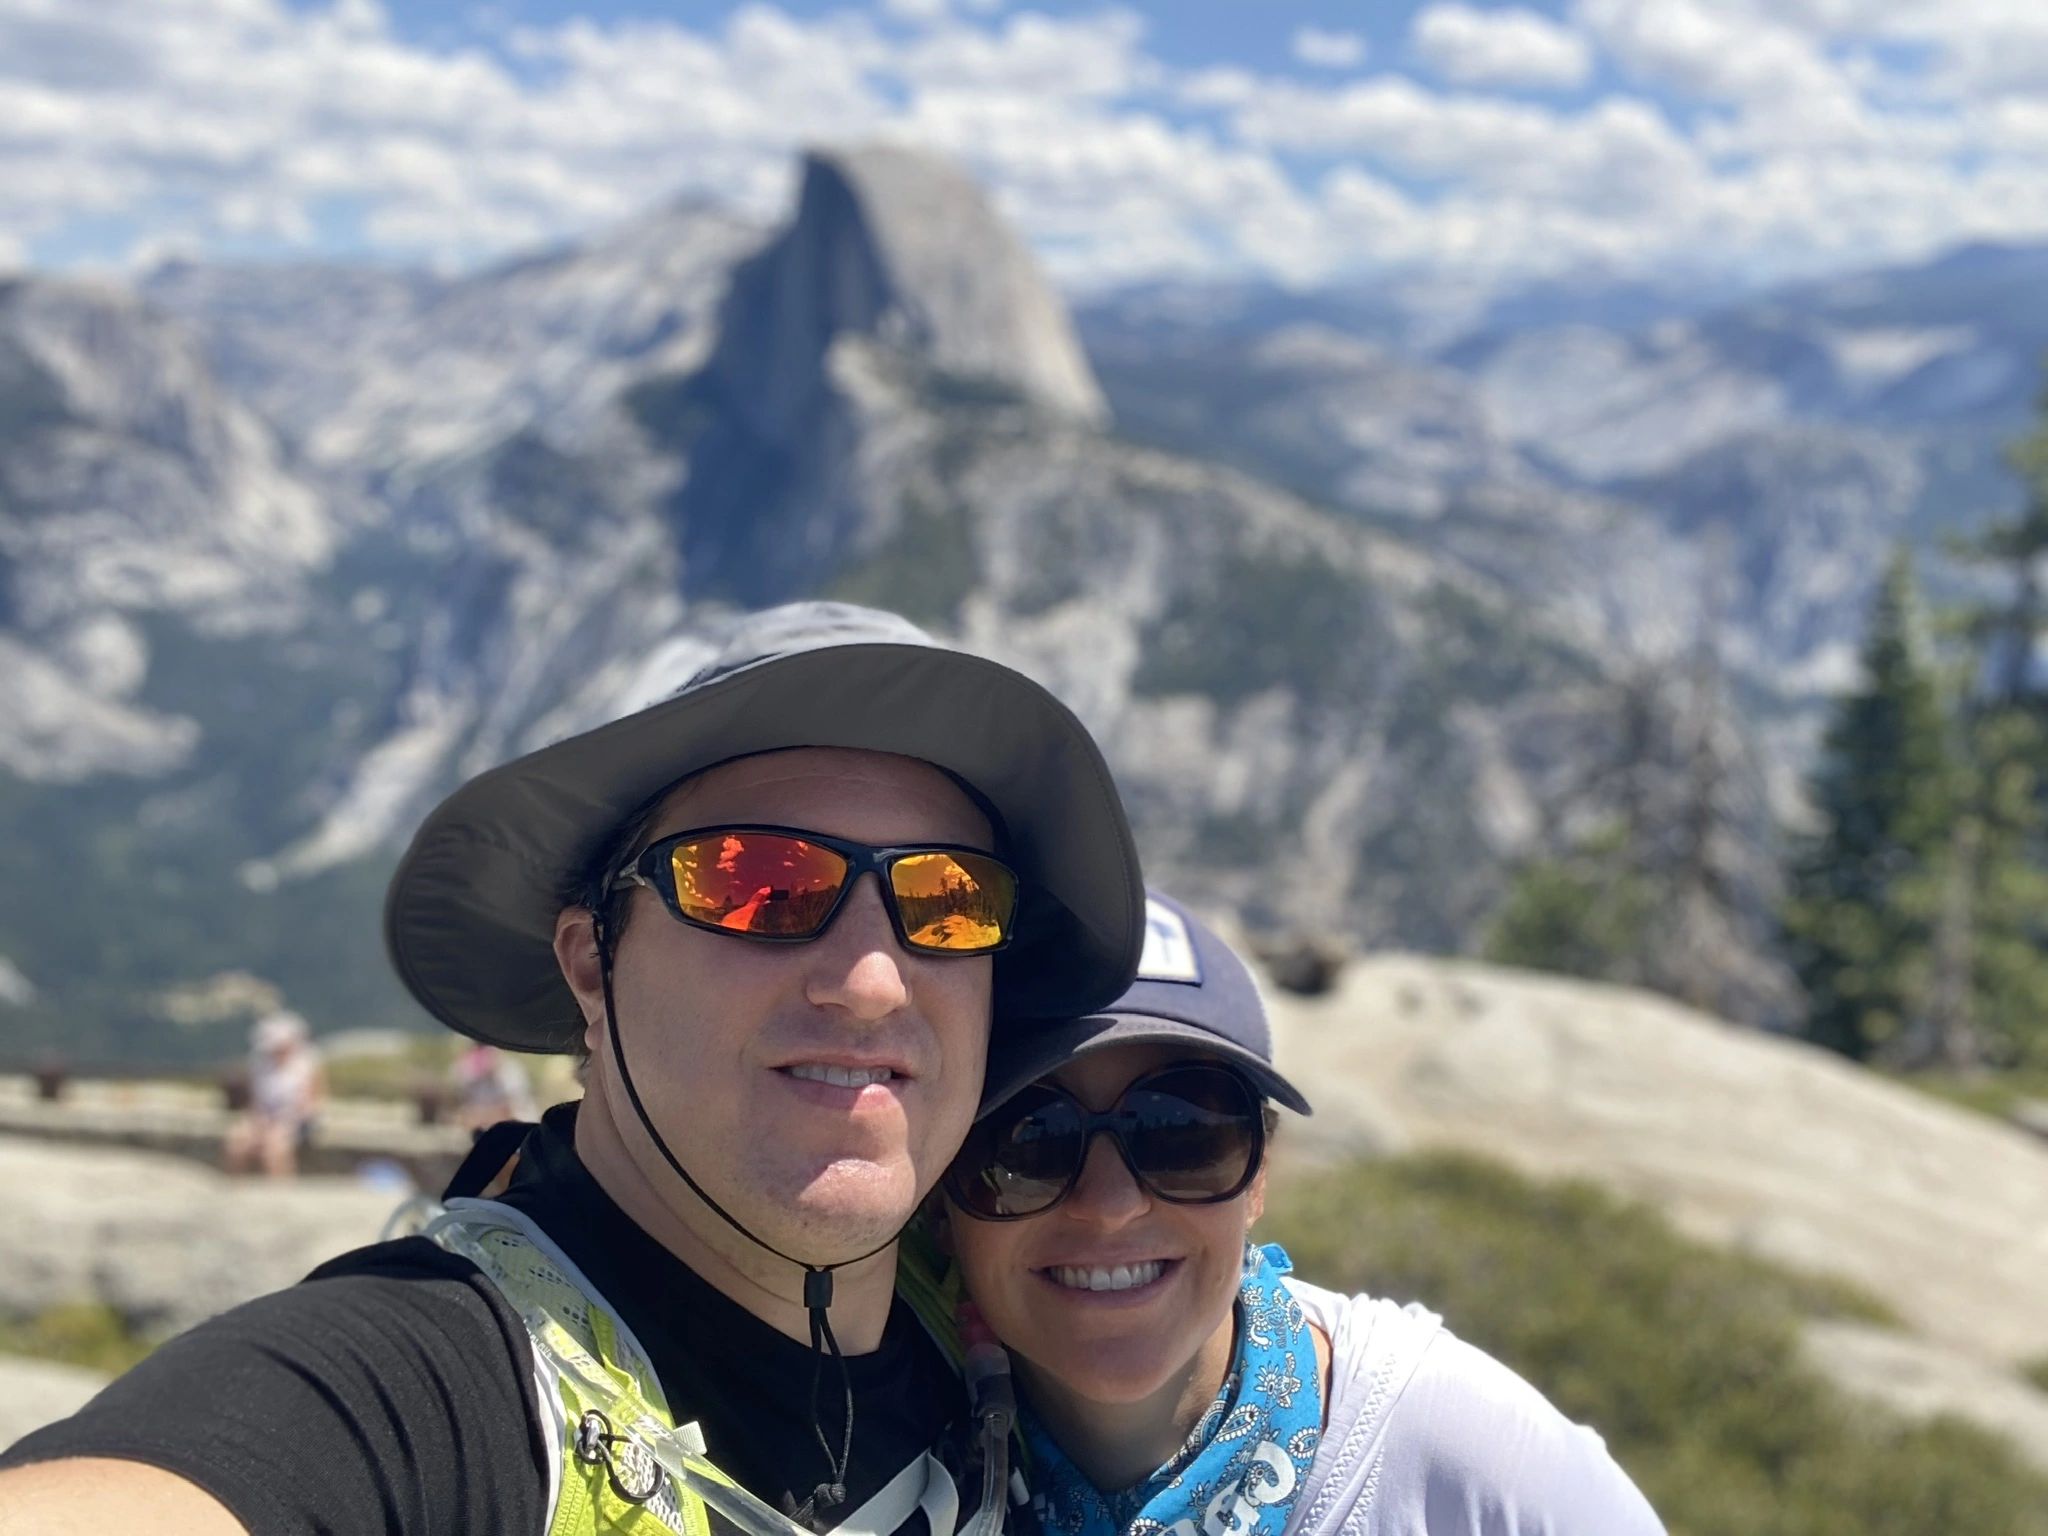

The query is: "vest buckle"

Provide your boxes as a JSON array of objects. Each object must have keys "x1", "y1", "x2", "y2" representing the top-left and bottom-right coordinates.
[{"x1": 575, "y1": 1409, "x2": 666, "y2": 1505}]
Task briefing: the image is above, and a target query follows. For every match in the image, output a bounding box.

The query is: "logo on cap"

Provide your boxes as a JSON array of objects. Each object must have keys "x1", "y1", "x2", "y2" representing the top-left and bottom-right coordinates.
[{"x1": 1137, "y1": 898, "x2": 1203, "y2": 984}]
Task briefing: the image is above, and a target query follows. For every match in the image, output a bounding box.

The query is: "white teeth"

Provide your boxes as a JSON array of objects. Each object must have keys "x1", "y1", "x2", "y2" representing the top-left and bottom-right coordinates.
[
  {"x1": 1049, "y1": 1260, "x2": 1164, "y2": 1293},
  {"x1": 787, "y1": 1063, "x2": 895, "y2": 1088}
]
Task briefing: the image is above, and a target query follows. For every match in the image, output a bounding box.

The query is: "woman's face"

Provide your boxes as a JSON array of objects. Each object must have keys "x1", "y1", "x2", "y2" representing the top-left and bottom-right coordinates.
[{"x1": 942, "y1": 1042, "x2": 1264, "y2": 1407}]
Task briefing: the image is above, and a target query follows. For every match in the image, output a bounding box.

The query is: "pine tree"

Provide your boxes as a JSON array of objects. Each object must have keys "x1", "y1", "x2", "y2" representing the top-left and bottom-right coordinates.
[
  {"x1": 1485, "y1": 825, "x2": 1653, "y2": 983},
  {"x1": 1487, "y1": 636, "x2": 1792, "y2": 1025},
  {"x1": 1955, "y1": 706, "x2": 2048, "y2": 1068},
  {"x1": 1941, "y1": 393, "x2": 2048, "y2": 1069},
  {"x1": 1782, "y1": 552, "x2": 1958, "y2": 1061}
]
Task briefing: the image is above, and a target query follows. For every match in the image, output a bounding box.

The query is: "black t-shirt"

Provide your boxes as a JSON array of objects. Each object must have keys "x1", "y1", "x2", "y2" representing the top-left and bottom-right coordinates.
[{"x1": 2, "y1": 1104, "x2": 967, "y2": 1536}]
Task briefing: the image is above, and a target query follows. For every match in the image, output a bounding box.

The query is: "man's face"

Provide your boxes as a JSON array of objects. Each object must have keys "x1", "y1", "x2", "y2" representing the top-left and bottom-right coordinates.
[{"x1": 569, "y1": 747, "x2": 995, "y2": 1264}]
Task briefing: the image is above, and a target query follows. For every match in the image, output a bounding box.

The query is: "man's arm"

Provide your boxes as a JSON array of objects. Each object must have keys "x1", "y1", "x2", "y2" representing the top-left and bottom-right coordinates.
[
  {"x1": 0, "y1": 1241, "x2": 549, "y2": 1536},
  {"x1": 0, "y1": 1459, "x2": 247, "y2": 1535}
]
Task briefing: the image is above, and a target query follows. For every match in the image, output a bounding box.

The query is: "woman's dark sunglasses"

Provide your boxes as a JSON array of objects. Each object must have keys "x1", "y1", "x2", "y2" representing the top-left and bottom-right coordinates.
[
  {"x1": 943, "y1": 1063, "x2": 1265, "y2": 1221},
  {"x1": 611, "y1": 825, "x2": 1020, "y2": 956}
]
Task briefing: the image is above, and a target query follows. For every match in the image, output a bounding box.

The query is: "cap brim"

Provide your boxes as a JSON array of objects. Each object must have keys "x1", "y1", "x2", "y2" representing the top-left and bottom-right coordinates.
[
  {"x1": 978, "y1": 1012, "x2": 1313, "y2": 1118},
  {"x1": 385, "y1": 642, "x2": 1143, "y2": 1050}
]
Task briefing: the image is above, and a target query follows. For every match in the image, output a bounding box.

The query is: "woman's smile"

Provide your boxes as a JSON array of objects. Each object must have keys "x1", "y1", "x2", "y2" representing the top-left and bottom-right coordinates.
[
  {"x1": 1038, "y1": 1257, "x2": 1173, "y2": 1294},
  {"x1": 943, "y1": 1042, "x2": 1259, "y2": 1423}
]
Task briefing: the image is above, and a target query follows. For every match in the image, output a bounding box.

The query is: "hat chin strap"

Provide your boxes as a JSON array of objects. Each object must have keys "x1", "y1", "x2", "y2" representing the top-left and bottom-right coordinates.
[{"x1": 594, "y1": 912, "x2": 897, "y2": 1523}]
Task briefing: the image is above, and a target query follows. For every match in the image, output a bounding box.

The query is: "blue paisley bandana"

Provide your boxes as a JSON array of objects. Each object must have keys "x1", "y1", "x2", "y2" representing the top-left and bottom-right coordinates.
[{"x1": 1023, "y1": 1244, "x2": 1322, "y2": 1536}]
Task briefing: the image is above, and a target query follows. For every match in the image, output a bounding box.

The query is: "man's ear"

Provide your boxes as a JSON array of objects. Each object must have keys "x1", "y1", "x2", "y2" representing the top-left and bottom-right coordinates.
[
  {"x1": 1243, "y1": 1164, "x2": 1268, "y2": 1229},
  {"x1": 553, "y1": 906, "x2": 608, "y2": 1042}
]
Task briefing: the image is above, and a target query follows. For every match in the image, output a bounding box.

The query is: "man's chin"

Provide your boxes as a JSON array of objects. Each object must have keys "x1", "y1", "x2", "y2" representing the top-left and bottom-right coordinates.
[{"x1": 768, "y1": 1157, "x2": 921, "y2": 1256}]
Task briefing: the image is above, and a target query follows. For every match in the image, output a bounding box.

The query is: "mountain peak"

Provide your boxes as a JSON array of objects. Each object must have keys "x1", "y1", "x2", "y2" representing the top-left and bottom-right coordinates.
[
  {"x1": 704, "y1": 143, "x2": 1105, "y2": 436},
  {"x1": 814, "y1": 144, "x2": 1106, "y2": 422}
]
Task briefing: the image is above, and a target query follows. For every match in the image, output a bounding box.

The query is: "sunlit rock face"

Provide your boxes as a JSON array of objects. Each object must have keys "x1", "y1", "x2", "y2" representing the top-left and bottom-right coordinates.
[
  {"x1": 661, "y1": 145, "x2": 1107, "y2": 604},
  {"x1": 724, "y1": 145, "x2": 1106, "y2": 429},
  {"x1": 146, "y1": 198, "x2": 767, "y2": 475},
  {"x1": 0, "y1": 278, "x2": 332, "y2": 784}
]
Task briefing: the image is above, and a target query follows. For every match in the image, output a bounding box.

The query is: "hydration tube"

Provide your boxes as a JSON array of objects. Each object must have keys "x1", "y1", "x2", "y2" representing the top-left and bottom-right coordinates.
[{"x1": 957, "y1": 1302, "x2": 1016, "y2": 1536}]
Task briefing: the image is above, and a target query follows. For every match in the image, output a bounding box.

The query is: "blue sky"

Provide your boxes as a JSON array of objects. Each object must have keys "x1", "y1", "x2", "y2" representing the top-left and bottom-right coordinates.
[
  {"x1": 386, "y1": 1, "x2": 1481, "y2": 78},
  {"x1": 6, "y1": 0, "x2": 2048, "y2": 296}
]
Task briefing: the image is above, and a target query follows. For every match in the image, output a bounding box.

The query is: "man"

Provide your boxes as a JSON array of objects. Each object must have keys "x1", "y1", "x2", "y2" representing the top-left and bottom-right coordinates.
[{"x1": 0, "y1": 602, "x2": 1146, "y2": 1536}]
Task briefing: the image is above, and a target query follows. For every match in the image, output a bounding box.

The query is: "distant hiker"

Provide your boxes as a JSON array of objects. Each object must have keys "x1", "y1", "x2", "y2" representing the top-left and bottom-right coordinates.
[
  {"x1": 929, "y1": 892, "x2": 1667, "y2": 1536},
  {"x1": 221, "y1": 1010, "x2": 325, "y2": 1179},
  {"x1": 0, "y1": 602, "x2": 1145, "y2": 1536},
  {"x1": 451, "y1": 1042, "x2": 540, "y2": 1133}
]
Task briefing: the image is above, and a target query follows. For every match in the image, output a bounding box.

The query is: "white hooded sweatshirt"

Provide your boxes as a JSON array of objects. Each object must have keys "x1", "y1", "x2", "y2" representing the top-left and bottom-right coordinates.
[{"x1": 1280, "y1": 1280, "x2": 1666, "y2": 1536}]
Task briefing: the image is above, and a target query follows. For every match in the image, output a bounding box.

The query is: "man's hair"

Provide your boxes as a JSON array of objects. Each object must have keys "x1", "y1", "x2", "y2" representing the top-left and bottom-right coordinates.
[{"x1": 574, "y1": 779, "x2": 686, "y2": 951}]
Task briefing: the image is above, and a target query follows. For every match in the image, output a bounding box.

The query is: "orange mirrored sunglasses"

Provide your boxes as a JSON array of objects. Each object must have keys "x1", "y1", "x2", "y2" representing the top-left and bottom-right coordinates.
[{"x1": 611, "y1": 825, "x2": 1019, "y2": 955}]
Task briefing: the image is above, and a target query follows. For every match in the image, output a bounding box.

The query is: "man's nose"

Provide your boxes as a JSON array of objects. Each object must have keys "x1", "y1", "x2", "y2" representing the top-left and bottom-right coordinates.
[
  {"x1": 1060, "y1": 1132, "x2": 1150, "y2": 1228},
  {"x1": 804, "y1": 871, "x2": 912, "y2": 1020}
]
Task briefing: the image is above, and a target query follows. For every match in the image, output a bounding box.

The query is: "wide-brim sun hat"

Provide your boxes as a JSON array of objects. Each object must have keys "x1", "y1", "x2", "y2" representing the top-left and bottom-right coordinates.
[
  {"x1": 385, "y1": 602, "x2": 1146, "y2": 1052},
  {"x1": 976, "y1": 890, "x2": 1311, "y2": 1117}
]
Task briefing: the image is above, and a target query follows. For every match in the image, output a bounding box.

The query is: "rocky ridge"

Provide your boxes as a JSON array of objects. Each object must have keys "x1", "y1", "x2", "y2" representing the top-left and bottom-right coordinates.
[
  {"x1": 0, "y1": 1134, "x2": 395, "y2": 1339},
  {"x1": 1270, "y1": 953, "x2": 2048, "y2": 1365},
  {"x1": 0, "y1": 146, "x2": 2037, "y2": 1058},
  {"x1": 1265, "y1": 953, "x2": 2048, "y2": 1468},
  {"x1": 0, "y1": 279, "x2": 332, "y2": 784},
  {"x1": 0, "y1": 145, "x2": 1673, "y2": 1058}
]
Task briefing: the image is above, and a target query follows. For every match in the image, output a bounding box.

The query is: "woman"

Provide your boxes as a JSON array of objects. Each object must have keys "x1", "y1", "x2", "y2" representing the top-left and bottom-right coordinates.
[
  {"x1": 223, "y1": 1009, "x2": 326, "y2": 1179},
  {"x1": 931, "y1": 894, "x2": 1665, "y2": 1536}
]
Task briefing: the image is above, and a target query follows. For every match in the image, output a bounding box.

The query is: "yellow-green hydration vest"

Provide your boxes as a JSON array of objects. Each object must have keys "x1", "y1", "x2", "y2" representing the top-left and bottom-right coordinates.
[{"x1": 425, "y1": 1199, "x2": 965, "y2": 1536}]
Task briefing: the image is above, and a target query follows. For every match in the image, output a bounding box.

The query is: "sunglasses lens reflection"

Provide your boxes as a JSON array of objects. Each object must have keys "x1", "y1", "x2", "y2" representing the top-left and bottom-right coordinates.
[
  {"x1": 659, "y1": 833, "x2": 1018, "y2": 950},
  {"x1": 1120, "y1": 1067, "x2": 1260, "y2": 1202},
  {"x1": 889, "y1": 850, "x2": 1017, "y2": 953},
  {"x1": 669, "y1": 833, "x2": 849, "y2": 937},
  {"x1": 953, "y1": 1087, "x2": 1085, "y2": 1218}
]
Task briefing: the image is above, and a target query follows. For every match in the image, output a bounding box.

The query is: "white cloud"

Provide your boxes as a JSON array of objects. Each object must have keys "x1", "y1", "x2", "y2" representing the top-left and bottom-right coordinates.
[
  {"x1": 1233, "y1": 78, "x2": 1699, "y2": 210},
  {"x1": 1574, "y1": 0, "x2": 1835, "y2": 106},
  {"x1": 6, "y1": 0, "x2": 2048, "y2": 297},
  {"x1": 1292, "y1": 26, "x2": 1366, "y2": 70},
  {"x1": 1412, "y1": 3, "x2": 1594, "y2": 91}
]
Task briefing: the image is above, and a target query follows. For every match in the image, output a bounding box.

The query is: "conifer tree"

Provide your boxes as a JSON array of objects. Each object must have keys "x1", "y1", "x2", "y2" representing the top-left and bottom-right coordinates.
[
  {"x1": 1953, "y1": 707, "x2": 2048, "y2": 1068},
  {"x1": 1488, "y1": 633, "x2": 1791, "y2": 1026},
  {"x1": 1940, "y1": 393, "x2": 2048, "y2": 1069},
  {"x1": 1782, "y1": 552, "x2": 1957, "y2": 1061}
]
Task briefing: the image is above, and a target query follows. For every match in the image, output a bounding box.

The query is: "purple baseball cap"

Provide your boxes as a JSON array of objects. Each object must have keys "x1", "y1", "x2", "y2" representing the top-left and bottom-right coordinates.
[{"x1": 976, "y1": 890, "x2": 1312, "y2": 1118}]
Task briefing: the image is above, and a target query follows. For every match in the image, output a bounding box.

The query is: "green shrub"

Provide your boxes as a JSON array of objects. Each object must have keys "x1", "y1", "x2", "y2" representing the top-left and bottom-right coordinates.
[
  {"x1": 2025, "y1": 1357, "x2": 2048, "y2": 1394},
  {"x1": 1260, "y1": 1153, "x2": 2048, "y2": 1536},
  {"x1": 0, "y1": 1303, "x2": 156, "y2": 1376}
]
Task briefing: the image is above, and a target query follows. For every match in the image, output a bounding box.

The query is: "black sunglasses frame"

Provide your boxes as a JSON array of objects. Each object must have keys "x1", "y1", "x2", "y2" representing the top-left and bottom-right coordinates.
[
  {"x1": 612, "y1": 824, "x2": 1020, "y2": 957},
  {"x1": 944, "y1": 1063, "x2": 1267, "y2": 1222}
]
